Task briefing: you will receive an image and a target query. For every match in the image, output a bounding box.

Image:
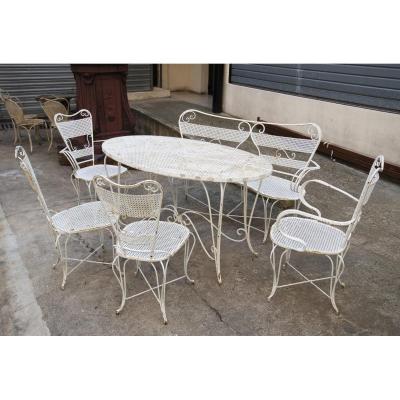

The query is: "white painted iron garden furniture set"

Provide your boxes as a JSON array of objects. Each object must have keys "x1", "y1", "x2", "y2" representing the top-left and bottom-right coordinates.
[{"x1": 14, "y1": 105, "x2": 384, "y2": 323}]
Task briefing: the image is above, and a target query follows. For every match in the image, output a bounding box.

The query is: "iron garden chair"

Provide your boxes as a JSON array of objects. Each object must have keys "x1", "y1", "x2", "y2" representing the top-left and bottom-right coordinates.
[
  {"x1": 54, "y1": 109, "x2": 128, "y2": 203},
  {"x1": 15, "y1": 146, "x2": 116, "y2": 289},
  {"x1": 93, "y1": 175, "x2": 196, "y2": 324},
  {"x1": 4, "y1": 96, "x2": 47, "y2": 153},
  {"x1": 267, "y1": 155, "x2": 384, "y2": 313}
]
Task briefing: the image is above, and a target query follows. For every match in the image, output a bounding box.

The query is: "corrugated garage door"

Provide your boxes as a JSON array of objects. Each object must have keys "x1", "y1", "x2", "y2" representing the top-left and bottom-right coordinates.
[
  {"x1": 230, "y1": 64, "x2": 400, "y2": 112},
  {"x1": 127, "y1": 64, "x2": 153, "y2": 92},
  {"x1": 0, "y1": 64, "x2": 152, "y2": 119}
]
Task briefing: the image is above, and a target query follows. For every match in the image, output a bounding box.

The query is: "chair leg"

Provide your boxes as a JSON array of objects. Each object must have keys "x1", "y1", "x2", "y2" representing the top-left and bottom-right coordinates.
[
  {"x1": 268, "y1": 246, "x2": 287, "y2": 301},
  {"x1": 12, "y1": 123, "x2": 18, "y2": 144},
  {"x1": 116, "y1": 258, "x2": 127, "y2": 315},
  {"x1": 268, "y1": 244, "x2": 278, "y2": 300},
  {"x1": 134, "y1": 261, "x2": 141, "y2": 276},
  {"x1": 21, "y1": 126, "x2": 34, "y2": 153},
  {"x1": 71, "y1": 174, "x2": 80, "y2": 204},
  {"x1": 184, "y1": 179, "x2": 189, "y2": 200},
  {"x1": 53, "y1": 234, "x2": 62, "y2": 270},
  {"x1": 184, "y1": 233, "x2": 196, "y2": 284},
  {"x1": 61, "y1": 235, "x2": 71, "y2": 289},
  {"x1": 263, "y1": 198, "x2": 278, "y2": 243},
  {"x1": 48, "y1": 126, "x2": 53, "y2": 151},
  {"x1": 159, "y1": 259, "x2": 169, "y2": 324},
  {"x1": 330, "y1": 255, "x2": 345, "y2": 314},
  {"x1": 262, "y1": 198, "x2": 269, "y2": 242}
]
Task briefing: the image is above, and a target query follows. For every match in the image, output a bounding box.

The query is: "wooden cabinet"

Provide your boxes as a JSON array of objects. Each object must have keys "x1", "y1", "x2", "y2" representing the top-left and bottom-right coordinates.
[{"x1": 71, "y1": 64, "x2": 135, "y2": 146}]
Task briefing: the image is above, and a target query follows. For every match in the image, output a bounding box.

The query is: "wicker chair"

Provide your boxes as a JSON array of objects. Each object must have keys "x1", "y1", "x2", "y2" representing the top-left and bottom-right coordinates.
[
  {"x1": 4, "y1": 96, "x2": 47, "y2": 153},
  {"x1": 15, "y1": 146, "x2": 116, "y2": 289},
  {"x1": 54, "y1": 109, "x2": 128, "y2": 203},
  {"x1": 93, "y1": 175, "x2": 195, "y2": 324},
  {"x1": 40, "y1": 99, "x2": 68, "y2": 151},
  {"x1": 267, "y1": 155, "x2": 384, "y2": 313}
]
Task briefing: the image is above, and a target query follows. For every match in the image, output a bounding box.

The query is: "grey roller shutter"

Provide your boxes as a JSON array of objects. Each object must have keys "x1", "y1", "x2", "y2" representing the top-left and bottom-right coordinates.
[
  {"x1": 0, "y1": 64, "x2": 76, "y2": 118},
  {"x1": 230, "y1": 64, "x2": 400, "y2": 112},
  {"x1": 127, "y1": 64, "x2": 153, "y2": 92},
  {"x1": 0, "y1": 64, "x2": 153, "y2": 119}
]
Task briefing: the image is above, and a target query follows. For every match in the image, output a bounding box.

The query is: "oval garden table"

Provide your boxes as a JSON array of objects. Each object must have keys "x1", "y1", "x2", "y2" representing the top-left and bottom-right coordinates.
[{"x1": 102, "y1": 135, "x2": 273, "y2": 284}]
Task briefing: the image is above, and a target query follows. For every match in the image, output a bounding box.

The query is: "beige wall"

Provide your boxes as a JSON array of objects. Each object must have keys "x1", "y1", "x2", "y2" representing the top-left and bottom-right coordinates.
[
  {"x1": 162, "y1": 64, "x2": 208, "y2": 93},
  {"x1": 222, "y1": 65, "x2": 400, "y2": 166}
]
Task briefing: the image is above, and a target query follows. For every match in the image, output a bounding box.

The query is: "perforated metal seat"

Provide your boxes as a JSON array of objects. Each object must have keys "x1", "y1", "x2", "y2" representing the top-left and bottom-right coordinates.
[
  {"x1": 117, "y1": 221, "x2": 190, "y2": 262},
  {"x1": 74, "y1": 164, "x2": 127, "y2": 182},
  {"x1": 268, "y1": 156, "x2": 384, "y2": 314},
  {"x1": 51, "y1": 201, "x2": 117, "y2": 234},
  {"x1": 270, "y1": 217, "x2": 347, "y2": 254},
  {"x1": 248, "y1": 176, "x2": 301, "y2": 201}
]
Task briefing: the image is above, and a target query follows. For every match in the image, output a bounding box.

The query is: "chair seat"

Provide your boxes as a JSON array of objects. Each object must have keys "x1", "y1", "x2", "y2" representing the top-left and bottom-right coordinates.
[
  {"x1": 117, "y1": 221, "x2": 190, "y2": 262},
  {"x1": 19, "y1": 118, "x2": 46, "y2": 127},
  {"x1": 270, "y1": 217, "x2": 347, "y2": 254},
  {"x1": 52, "y1": 201, "x2": 115, "y2": 234},
  {"x1": 247, "y1": 175, "x2": 300, "y2": 201},
  {"x1": 74, "y1": 164, "x2": 128, "y2": 181}
]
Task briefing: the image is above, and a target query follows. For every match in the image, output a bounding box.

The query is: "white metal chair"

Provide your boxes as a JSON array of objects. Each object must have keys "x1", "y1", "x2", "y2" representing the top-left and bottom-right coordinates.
[
  {"x1": 178, "y1": 108, "x2": 261, "y2": 208},
  {"x1": 3, "y1": 96, "x2": 47, "y2": 153},
  {"x1": 54, "y1": 109, "x2": 128, "y2": 203},
  {"x1": 248, "y1": 123, "x2": 321, "y2": 242},
  {"x1": 93, "y1": 175, "x2": 196, "y2": 324},
  {"x1": 267, "y1": 155, "x2": 384, "y2": 313},
  {"x1": 15, "y1": 146, "x2": 116, "y2": 289},
  {"x1": 179, "y1": 109, "x2": 254, "y2": 148}
]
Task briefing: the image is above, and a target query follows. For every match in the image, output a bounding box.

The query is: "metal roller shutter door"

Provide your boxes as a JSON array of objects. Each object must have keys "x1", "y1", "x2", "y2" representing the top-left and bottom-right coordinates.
[
  {"x1": 230, "y1": 64, "x2": 400, "y2": 112},
  {"x1": 0, "y1": 64, "x2": 152, "y2": 119}
]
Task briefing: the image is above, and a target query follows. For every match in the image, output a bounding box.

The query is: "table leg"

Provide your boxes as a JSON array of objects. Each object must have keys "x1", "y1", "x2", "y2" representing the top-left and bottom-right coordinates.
[
  {"x1": 215, "y1": 182, "x2": 227, "y2": 284},
  {"x1": 201, "y1": 181, "x2": 227, "y2": 284},
  {"x1": 242, "y1": 180, "x2": 262, "y2": 256}
]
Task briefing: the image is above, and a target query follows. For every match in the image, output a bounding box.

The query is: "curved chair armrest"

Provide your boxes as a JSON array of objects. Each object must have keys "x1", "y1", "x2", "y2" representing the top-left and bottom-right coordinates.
[
  {"x1": 292, "y1": 160, "x2": 320, "y2": 180},
  {"x1": 59, "y1": 147, "x2": 79, "y2": 171},
  {"x1": 308, "y1": 160, "x2": 320, "y2": 170},
  {"x1": 298, "y1": 179, "x2": 359, "y2": 217},
  {"x1": 275, "y1": 209, "x2": 355, "y2": 251}
]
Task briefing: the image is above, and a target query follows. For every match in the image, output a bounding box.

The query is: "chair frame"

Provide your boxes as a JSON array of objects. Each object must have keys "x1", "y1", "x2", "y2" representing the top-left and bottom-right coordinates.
[
  {"x1": 268, "y1": 155, "x2": 384, "y2": 313},
  {"x1": 3, "y1": 95, "x2": 47, "y2": 153},
  {"x1": 54, "y1": 109, "x2": 127, "y2": 203},
  {"x1": 15, "y1": 145, "x2": 114, "y2": 289},
  {"x1": 39, "y1": 98, "x2": 69, "y2": 151},
  {"x1": 249, "y1": 122, "x2": 321, "y2": 242},
  {"x1": 94, "y1": 175, "x2": 196, "y2": 324}
]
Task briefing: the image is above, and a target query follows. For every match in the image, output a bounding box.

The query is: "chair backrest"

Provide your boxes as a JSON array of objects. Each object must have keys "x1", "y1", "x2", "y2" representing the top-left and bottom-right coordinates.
[
  {"x1": 179, "y1": 109, "x2": 256, "y2": 149},
  {"x1": 54, "y1": 109, "x2": 94, "y2": 167},
  {"x1": 14, "y1": 146, "x2": 51, "y2": 222},
  {"x1": 4, "y1": 97, "x2": 25, "y2": 125},
  {"x1": 93, "y1": 176, "x2": 163, "y2": 258},
  {"x1": 251, "y1": 122, "x2": 321, "y2": 178},
  {"x1": 346, "y1": 155, "x2": 384, "y2": 241},
  {"x1": 41, "y1": 99, "x2": 68, "y2": 127}
]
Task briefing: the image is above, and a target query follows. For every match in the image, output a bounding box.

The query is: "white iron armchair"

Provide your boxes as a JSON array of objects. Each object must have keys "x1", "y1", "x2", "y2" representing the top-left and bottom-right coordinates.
[
  {"x1": 54, "y1": 109, "x2": 128, "y2": 203},
  {"x1": 268, "y1": 155, "x2": 384, "y2": 313}
]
